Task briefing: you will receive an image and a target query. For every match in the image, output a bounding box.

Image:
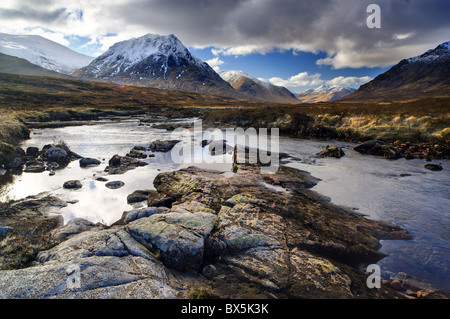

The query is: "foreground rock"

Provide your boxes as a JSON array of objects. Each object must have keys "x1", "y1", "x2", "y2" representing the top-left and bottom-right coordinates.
[
  {"x1": 0, "y1": 162, "x2": 420, "y2": 299},
  {"x1": 0, "y1": 195, "x2": 65, "y2": 269}
]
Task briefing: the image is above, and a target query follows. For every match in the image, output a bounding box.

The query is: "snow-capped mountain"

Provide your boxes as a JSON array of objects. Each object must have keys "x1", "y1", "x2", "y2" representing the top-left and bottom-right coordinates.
[
  {"x1": 0, "y1": 33, "x2": 94, "y2": 75},
  {"x1": 296, "y1": 85, "x2": 356, "y2": 103},
  {"x1": 343, "y1": 41, "x2": 450, "y2": 101},
  {"x1": 75, "y1": 33, "x2": 238, "y2": 97},
  {"x1": 219, "y1": 70, "x2": 299, "y2": 103}
]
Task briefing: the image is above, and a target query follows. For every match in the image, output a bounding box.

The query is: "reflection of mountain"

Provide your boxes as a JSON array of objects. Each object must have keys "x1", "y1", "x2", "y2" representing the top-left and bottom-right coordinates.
[
  {"x1": 220, "y1": 70, "x2": 299, "y2": 103},
  {"x1": 342, "y1": 41, "x2": 450, "y2": 101},
  {"x1": 75, "y1": 33, "x2": 239, "y2": 98},
  {"x1": 296, "y1": 85, "x2": 356, "y2": 103},
  {"x1": 0, "y1": 33, "x2": 94, "y2": 74}
]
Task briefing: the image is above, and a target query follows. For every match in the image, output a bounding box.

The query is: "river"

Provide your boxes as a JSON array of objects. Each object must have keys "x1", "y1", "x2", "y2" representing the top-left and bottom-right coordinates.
[{"x1": 0, "y1": 117, "x2": 448, "y2": 290}]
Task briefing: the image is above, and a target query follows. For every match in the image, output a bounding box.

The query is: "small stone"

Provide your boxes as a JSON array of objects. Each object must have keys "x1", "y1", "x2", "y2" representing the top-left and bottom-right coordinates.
[
  {"x1": 406, "y1": 289, "x2": 418, "y2": 297},
  {"x1": 63, "y1": 180, "x2": 82, "y2": 189},
  {"x1": 202, "y1": 264, "x2": 217, "y2": 279},
  {"x1": 95, "y1": 177, "x2": 108, "y2": 182}
]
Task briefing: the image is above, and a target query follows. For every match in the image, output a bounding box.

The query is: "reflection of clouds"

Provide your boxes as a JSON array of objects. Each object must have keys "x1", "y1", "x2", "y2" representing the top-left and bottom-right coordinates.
[{"x1": 89, "y1": 181, "x2": 96, "y2": 190}]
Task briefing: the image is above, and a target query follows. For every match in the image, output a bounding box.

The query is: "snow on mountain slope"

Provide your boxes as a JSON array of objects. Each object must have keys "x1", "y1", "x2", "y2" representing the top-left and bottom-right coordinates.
[
  {"x1": 0, "y1": 33, "x2": 94, "y2": 75},
  {"x1": 76, "y1": 33, "x2": 239, "y2": 97},
  {"x1": 81, "y1": 33, "x2": 209, "y2": 79},
  {"x1": 407, "y1": 41, "x2": 449, "y2": 64},
  {"x1": 296, "y1": 85, "x2": 356, "y2": 103}
]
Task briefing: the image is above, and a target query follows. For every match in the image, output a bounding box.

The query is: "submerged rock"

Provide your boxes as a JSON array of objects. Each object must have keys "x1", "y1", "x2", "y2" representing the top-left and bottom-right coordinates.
[{"x1": 105, "y1": 181, "x2": 125, "y2": 189}]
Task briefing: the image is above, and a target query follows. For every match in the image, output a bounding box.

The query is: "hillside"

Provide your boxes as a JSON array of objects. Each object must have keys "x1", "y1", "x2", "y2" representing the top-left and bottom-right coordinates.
[{"x1": 342, "y1": 41, "x2": 450, "y2": 101}]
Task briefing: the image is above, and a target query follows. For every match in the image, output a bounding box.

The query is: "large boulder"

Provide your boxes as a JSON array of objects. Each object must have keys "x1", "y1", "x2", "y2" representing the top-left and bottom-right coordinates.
[{"x1": 127, "y1": 210, "x2": 218, "y2": 272}]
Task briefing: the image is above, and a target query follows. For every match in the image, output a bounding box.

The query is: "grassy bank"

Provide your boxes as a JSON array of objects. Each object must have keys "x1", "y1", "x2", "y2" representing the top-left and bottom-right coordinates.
[{"x1": 201, "y1": 98, "x2": 450, "y2": 144}]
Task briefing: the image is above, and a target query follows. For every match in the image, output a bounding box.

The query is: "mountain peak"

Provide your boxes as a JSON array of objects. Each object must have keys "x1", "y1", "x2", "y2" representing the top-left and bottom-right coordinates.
[
  {"x1": 75, "y1": 32, "x2": 239, "y2": 97},
  {"x1": 406, "y1": 41, "x2": 450, "y2": 64},
  {"x1": 219, "y1": 70, "x2": 271, "y2": 89},
  {"x1": 219, "y1": 69, "x2": 298, "y2": 103}
]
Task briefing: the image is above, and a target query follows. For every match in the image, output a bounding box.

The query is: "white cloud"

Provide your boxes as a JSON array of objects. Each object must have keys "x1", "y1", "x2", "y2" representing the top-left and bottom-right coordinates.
[
  {"x1": 269, "y1": 72, "x2": 323, "y2": 88},
  {"x1": 205, "y1": 57, "x2": 225, "y2": 72},
  {"x1": 26, "y1": 27, "x2": 70, "y2": 46},
  {"x1": 326, "y1": 76, "x2": 372, "y2": 87}
]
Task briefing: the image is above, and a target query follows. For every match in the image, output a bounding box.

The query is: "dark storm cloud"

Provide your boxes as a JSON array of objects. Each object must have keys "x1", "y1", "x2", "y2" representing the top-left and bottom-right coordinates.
[
  {"x1": 0, "y1": 6, "x2": 67, "y2": 23},
  {"x1": 2, "y1": 0, "x2": 449, "y2": 68}
]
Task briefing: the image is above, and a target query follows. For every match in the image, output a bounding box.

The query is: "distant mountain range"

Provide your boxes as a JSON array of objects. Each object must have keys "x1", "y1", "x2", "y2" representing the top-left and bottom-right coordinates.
[
  {"x1": 0, "y1": 33, "x2": 94, "y2": 75},
  {"x1": 219, "y1": 70, "x2": 299, "y2": 103},
  {"x1": 341, "y1": 41, "x2": 450, "y2": 101},
  {"x1": 0, "y1": 32, "x2": 448, "y2": 103},
  {"x1": 296, "y1": 85, "x2": 356, "y2": 103}
]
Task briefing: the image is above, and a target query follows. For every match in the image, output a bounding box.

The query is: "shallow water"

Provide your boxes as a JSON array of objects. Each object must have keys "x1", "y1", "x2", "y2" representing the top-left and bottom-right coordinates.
[{"x1": 0, "y1": 118, "x2": 448, "y2": 290}]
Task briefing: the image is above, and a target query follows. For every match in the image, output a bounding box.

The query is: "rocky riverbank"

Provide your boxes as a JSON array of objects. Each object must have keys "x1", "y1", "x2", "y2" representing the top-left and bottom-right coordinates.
[{"x1": 3, "y1": 148, "x2": 448, "y2": 299}]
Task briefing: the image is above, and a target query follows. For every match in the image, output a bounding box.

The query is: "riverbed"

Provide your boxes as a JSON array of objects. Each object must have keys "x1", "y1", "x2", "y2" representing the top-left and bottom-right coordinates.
[{"x1": 0, "y1": 117, "x2": 448, "y2": 290}]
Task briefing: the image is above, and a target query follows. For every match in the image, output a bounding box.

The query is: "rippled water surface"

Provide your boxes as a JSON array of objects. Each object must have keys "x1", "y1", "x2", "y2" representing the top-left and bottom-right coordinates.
[{"x1": 0, "y1": 118, "x2": 448, "y2": 290}]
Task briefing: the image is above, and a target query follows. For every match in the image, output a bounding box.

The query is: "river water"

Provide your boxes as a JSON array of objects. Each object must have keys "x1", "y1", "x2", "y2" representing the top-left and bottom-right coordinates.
[{"x1": 0, "y1": 117, "x2": 448, "y2": 290}]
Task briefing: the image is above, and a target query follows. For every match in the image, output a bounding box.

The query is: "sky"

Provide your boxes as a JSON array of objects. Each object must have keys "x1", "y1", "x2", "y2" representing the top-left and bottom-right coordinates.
[{"x1": 0, "y1": 0, "x2": 449, "y2": 93}]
